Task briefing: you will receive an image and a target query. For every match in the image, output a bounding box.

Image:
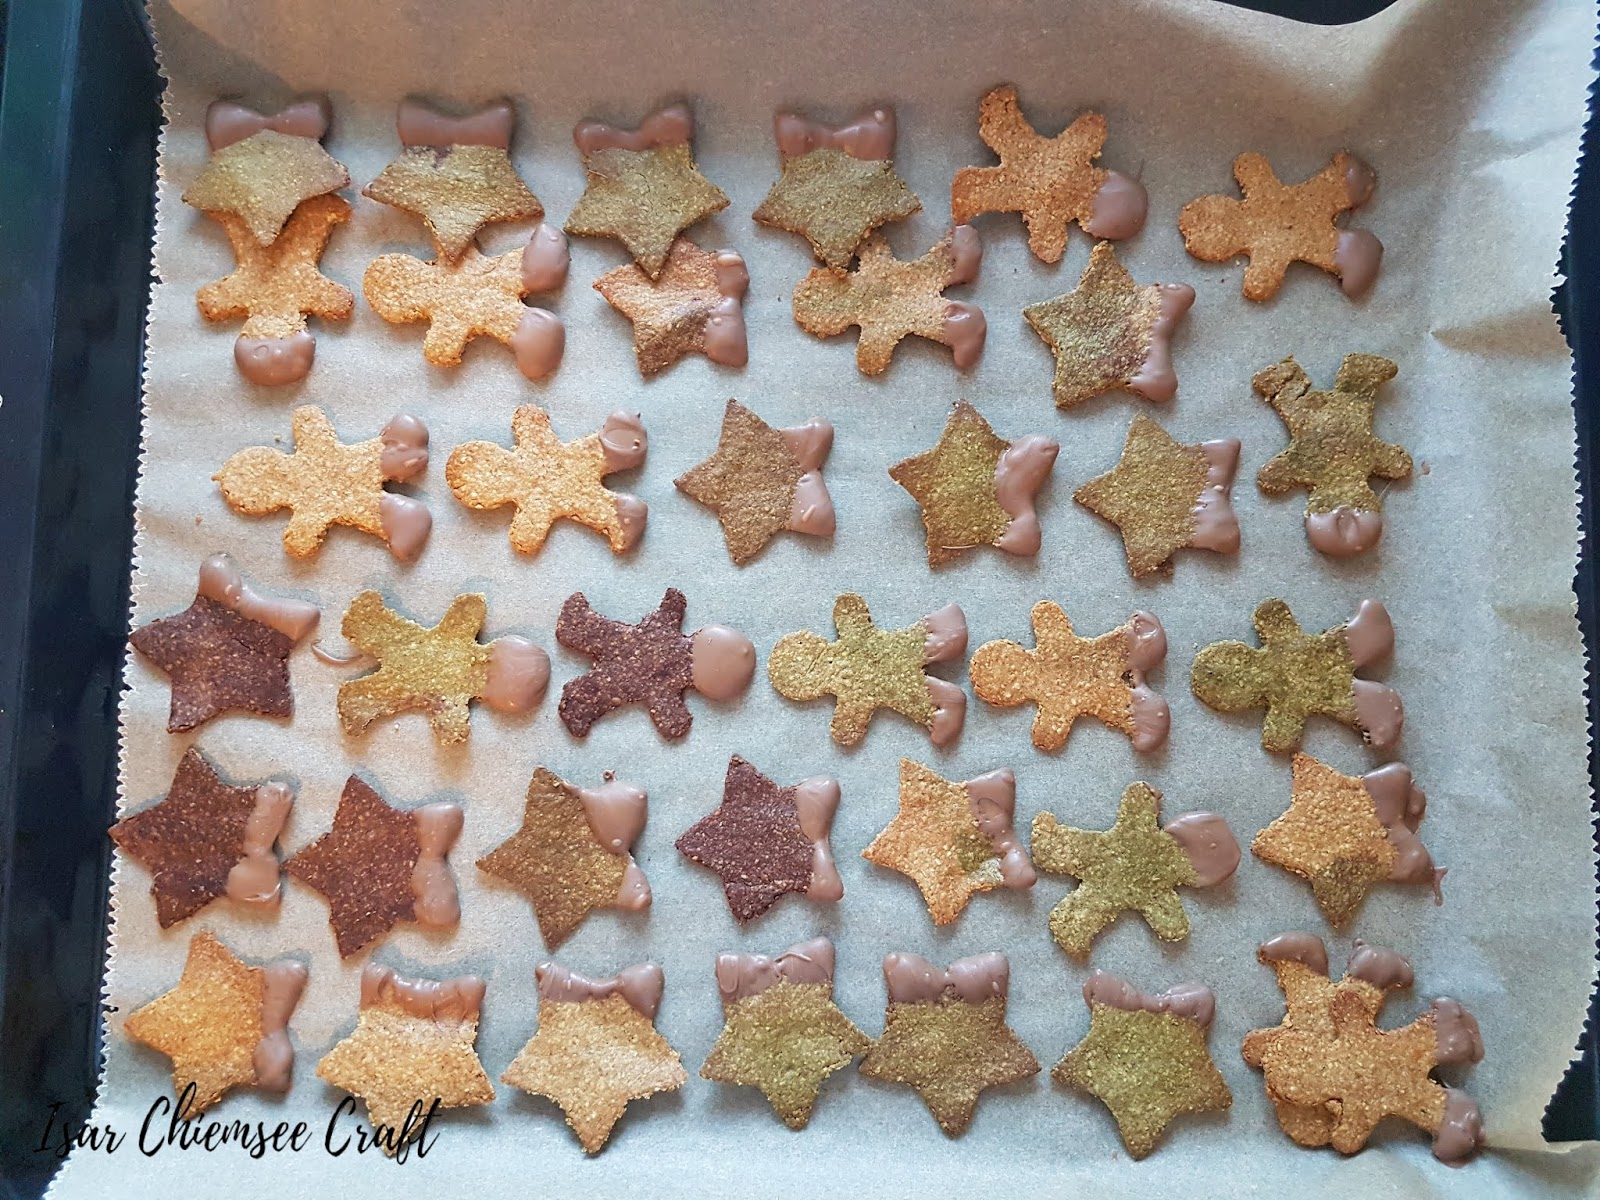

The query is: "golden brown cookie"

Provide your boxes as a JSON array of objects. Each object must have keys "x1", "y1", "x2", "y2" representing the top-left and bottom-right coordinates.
[
  {"x1": 968, "y1": 602, "x2": 1168, "y2": 753},
  {"x1": 501, "y1": 962, "x2": 685, "y2": 1153},
  {"x1": 446, "y1": 406, "x2": 647, "y2": 555},
  {"x1": 1178, "y1": 151, "x2": 1382, "y2": 300},
  {"x1": 951, "y1": 85, "x2": 1147, "y2": 262},
  {"x1": 792, "y1": 226, "x2": 985, "y2": 374},
  {"x1": 1022, "y1": 241, "x2": 1194, "y2": 410},
  {"x1": 122, "y1": 930, "x2": 307, "y2": 1115},
  {"x1": 1074, "y1": 414, "x2": 1241, "y2": 577},
  {"x1": 214, "y1": 405, "x2": 432, "y2": 561}
]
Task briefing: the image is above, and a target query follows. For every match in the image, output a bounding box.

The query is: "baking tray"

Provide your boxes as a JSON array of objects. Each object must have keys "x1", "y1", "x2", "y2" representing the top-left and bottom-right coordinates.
[{"x1": 0, "y1": 0, "x2": 1591, "y2": 1196}]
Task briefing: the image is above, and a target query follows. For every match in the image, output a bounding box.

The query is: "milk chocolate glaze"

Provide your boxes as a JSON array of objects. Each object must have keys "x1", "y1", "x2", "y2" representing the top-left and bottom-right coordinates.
[
  {"x1": 704, "y1": 251, "x2": 750, "y2": 369},
  {"x1": 396, "y1": 97, "x2": 515, "y2": 150},
  {"x1": 520, "y1": 224, "x2": 571, "y2": 293},
  {"x1": 197, "y1": 552, "x2": 320, "y2": 641},
  {"x1": 774, "y1": 107, "x2": 896, "y2": 162},
  {"x1": 481, "y1": 636, "x2": 551, "y2": 715},
  {"x1": 1083, "y1": 969, "x2": 1215, "y2": 1027},
  {"x1": 236, "y1": 332, "x2": 315, "y2": 386},
  {"x1": 411, "y1": 803, "x2": 463, "y2": 929},
  {"x1": 1306, "y1": 505, "x2": 1383, "y2": 556},
  {"x1": 883, "y1": 951, "x2": 1010, "y2": 1004},
  {"x1": 1258, "y1": 931, "x2": 1329, "y2": 976},
  {"x1": 536, "y1": 961, "x2": 664, "y2": 1019},
  {"x1": 599, "y1": 411, "x2": 648, "y2": 472},
  {"x1": 993, "y1": 434, "x2": 1059, "y2": 556},
  {"x1": 689, "y1": 626, "x2": 757, "y2": 700},
  {"x1": 794, "y1": 776, "x2": 845, "y2": 902},
  {"x1": 1190, "y1": 438, "x2": 1242, "y2": 553},
  {"x1": 224, "y1": 782, "x2": 294, "y2": 906},
  {"x1": 360, "y1": 962, "x2": 485, "y2": 1023},
  {"x1": 964, "y1": 769, "x2": 1036, "y2": 889},
  {"x1": 1434, "y1": 1088, "x2": 1484, "y2": 1165},
  {"x1": 1081, "y1": 171, "x2": 1150, "y2": 241},
  {"x1": 780, "y1": 419, "x2": 835, "y2": 536},
  {"x1": 922, "y1": 604, "x2": 969, "y2": 664},
  {"x1": 1162, "y1": 812, "x2": 1240, "y2": 887},
  {"x1": 508, "y1": 308, "x2": 565, "y2": 381},
  {"x1": 252, "y1": 960, "x2": 309, "y2": 1092},
  {"x1": 574, "y1": 103, "x2": 694, "y2": 155},
  {"x1": 1362, "y1": 763, "x2": 1444, "y2": 895},
  {"x1": 205, "y1": 97, "x2": 331, "y2": 151},
  {"x1": 1124, "y1": 284, "x2": 1195, "y2": 403},
  {"x1": 575, "y1": 777, "x2": 648, "y2": 855},
  {"x1": 1345, "y1": 939, "x2": 1414, "y2": 991},
  {"x1": 716, "y1": 937, "x2": 834, "y2": 1003}
]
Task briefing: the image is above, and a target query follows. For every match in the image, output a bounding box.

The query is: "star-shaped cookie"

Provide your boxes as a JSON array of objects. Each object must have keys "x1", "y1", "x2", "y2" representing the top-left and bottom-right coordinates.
[
  {"x1": 1031, "y1": 783, "x2": 1239, "y2": 958},
  {"x1": 1190, "y1": 598, "x2": 1404, "y2": 753},
  {"x1": 284, "y1": 775, "x2": 462, "y2": 957},
  {"x1": 700, "y1": 938, "x2": 870, "y2": 1128},
  {"x1": 1178, "y1": 151, "x2": 1382, "y2": 300},
  {"x1": 1074, "y1": 414, "x2": 1242, "y2": 577},
  {"x1": 753, "y1": 106, "x2": 921, "y2": 268},
  {"x1": 130, "y1": 554, "x2": 319, "y2": 731},
  {"x1": 564, "y1": 102, "x2": 729, "y2": 279},
  {"x1": 889, "y1": 400, "x2": 1059, "y2": 566},
  {"x1": 1254, "y1": 354, "x2": 1411, "y2": 557},
  {"x1": 446, "y1": 405, "x2": 647, "y2": 555},
  {"x1": 860, "y1": 952, "x2": 1039, "y2": 1133},
  {"x1": 1054, "y1": 971, "x2": 1232, "y2": 1158},
  {"x1": 792, "y1": 226, "x2": 985, "y2": 374},
  {"x1": 123, "y1": 930, "x2": 308, "y2": 1114},
  {"x1": 111, "y1": 748, "x2": 292, "y2": 928},
  {"x1": 1252, "y1": 754, "x2": 1442, "y2": 925},
  {"x1": 968, "y1": 602, "x2": 1169, "y2": 753},
  {"x1": 593, "y1": 240, "x2": 749, "y2": 375},
  {"x1": 476, "y1": 767, "x2": 650, "y2": 948},
  {"x1": 317, "y1": 964, "x2": 495, "y2": 1147},
  {"x1": 675, "y1": 399, "x2": 835, "y2": 564},
  {"x1": 862, "y1": 760, "x2": 1036, "y2": 925},
  {"x1": 676, "y1": 756, "x2": 843, "y2": 923},
  {"x1": 364, "y1": 97, "x2": 543, "y2": 261},
  {"x1": 214, "y1": 405, "x2": 432, "y2": 561},
  {"x1": 768, "y1": 593, "x2": 968, "y2": 746},
  {"x1": 1023, "y1": 241, "x2": 1194, "y2": 410},
  {"x1": 196, "y1": 192, "x2": 354, "y2": 385},
  {"x1": 951, "y1": 85, "x2": 1147, "y2": 262},
  {"x1": 501, "y1": 962, "x2": 686, "y2": 1153},
  {"x1": 183, "y1": 128, "x2": 349, "y2": 248}
]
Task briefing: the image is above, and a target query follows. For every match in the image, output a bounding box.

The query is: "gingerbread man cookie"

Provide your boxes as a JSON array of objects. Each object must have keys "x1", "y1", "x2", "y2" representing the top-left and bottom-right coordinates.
[
  {"x1": 1254, "y1": 354, "x2": 1412, "y2": 557},
  {"x1": 1190, "y1": 598, "x2": 1402, "y2": 754},
  {"x1": 556, "y1": 589, "x2": 755, "y2": 740},
  {"x1": 1179, "y1": 151, "x2": 1382, "y2": 300},
  {"x1": 792, "y1": 226, "x2": 985, "y2": 374},
  {"x1": 969, "y1": 602, "x2": 1169, "y2": 753},
  {"x1": 446, "y1": 406, "x2": 647, "y2": 555},
  {"x1": 768, "y1": 593, "x2": 968, "y2": 747},
  {"x1": 214, "y1": 405, "x2": 431, "y2": 561}
]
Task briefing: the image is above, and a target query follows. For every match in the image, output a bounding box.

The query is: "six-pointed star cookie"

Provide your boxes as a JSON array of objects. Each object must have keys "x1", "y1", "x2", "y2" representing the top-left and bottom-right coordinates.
[
  {"x1": 130, "y1": 554, "x2": 319, "y2": 732},
  {"x1": 860, "y1": 952, "x2": 1040, "y2": 1134},
  {"x1": 111, "y1": 748, "x2": 292, "y2": 928},
  {"x1": 700, "y1": 938, "x2": 871, "y2": 1128},
  {"x1": 675, "y1": 399, "x2": 836, "y2": 564},
  {"x1": 123, "y1": 930, "x2": 308, "y2": 1115},
  {"x1": 317, "y1": 964, "x2": 495, "y2": 1148},
  {"x1": 501, "y1": 962, "x2": 686, "y2": 1153},
  {"x1": 1075, "y1": 414, "x2": 1242, "y2": 577},
  {"x1": 793, "y1": 225, "x2": 986, "y2": 375},
  {"x1": 1023, "y1": 241, "x2": 1194, "y2": 410},
  {"x1": 197, "y1": 192, "x2": 354, "y2": 385},
  {"x1": 1254, "y1": 354, "x2": 1412, "y2": 557},
  {"x1": 284, "y1": 775, "x2": 462, "y2": 958},
  {"x1": 447, "y1": 406, "x2": 648, "y2": 555},
  {"x1": 1055, "y1": 971, "x2": 1232, "y2": 1158},
  {"x1": 890, "y1": 400, "x2": 1059, "y2": 566},
  {"x1": 753, "y1": 106, "x2": 921, "y2": 268},
  {"x1": 1031, "y1": 782, "x2": 1239, "y2": 958},
  {"x1": 564, "y1": 102, "x2": 730, "y2": 279},
  {"x1": 593, "y1": 240, "x2": 749, "y2": 375},
  {"x1": 676, "y1": 756, "x2": 843, "y2": 923},
  {"x1": 476, "y1": 767, "x2": 650, "y2": 948},
  {"x1": 862, "y1": 759, "x2": 1035, "y2": 925},
  {"x1": 951, "y1": 84, "x2": 1147, "y2": 263}
]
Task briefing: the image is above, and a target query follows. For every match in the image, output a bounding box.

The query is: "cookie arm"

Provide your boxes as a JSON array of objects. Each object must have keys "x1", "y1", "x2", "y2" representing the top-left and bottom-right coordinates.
[
  {"x1": 1047, "y1": 891, "x2": 1119, "y2": 958},
  {"x1": 1136, "y1": 890, "x2": 1191, "y2": 943}
]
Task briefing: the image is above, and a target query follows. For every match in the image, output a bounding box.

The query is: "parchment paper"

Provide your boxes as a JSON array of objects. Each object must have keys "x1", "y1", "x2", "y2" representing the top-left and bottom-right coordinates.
[{"x1": 48, "y1": 0, "x2": 1600, "y2": 1195}]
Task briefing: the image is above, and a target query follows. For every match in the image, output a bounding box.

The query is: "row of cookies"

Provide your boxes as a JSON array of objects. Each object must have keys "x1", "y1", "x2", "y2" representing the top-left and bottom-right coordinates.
[
  {"x1": 188, "y1": 90, "x2": 1379, "y2": 385},
  {"x1": 114, "y1": 746, "x2": 1438, "y2": 961},
  {"x1": 133, "y1": 557, "x2": 1404, "y2": 756},
  {"x1": 210, "y1": 379, "x2": 1407, "y2": 571},
  {"x1": 123, "y1": 929, "x2": 1478, "y2": 1162}
]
